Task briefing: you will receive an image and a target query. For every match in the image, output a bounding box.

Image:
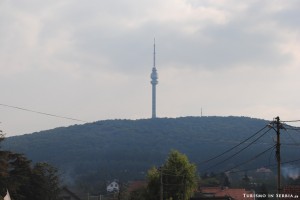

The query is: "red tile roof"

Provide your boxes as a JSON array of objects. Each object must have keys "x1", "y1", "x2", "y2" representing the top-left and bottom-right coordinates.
[
  {"x1": 200, "y1": 187, "x2": 255, "y2": 200},
  {"x1": 282, "y1": 186, "x2": 300, "y2": 199},
  {"x1": 127, "y1": 181, "x2": 147, "y2": 193}
]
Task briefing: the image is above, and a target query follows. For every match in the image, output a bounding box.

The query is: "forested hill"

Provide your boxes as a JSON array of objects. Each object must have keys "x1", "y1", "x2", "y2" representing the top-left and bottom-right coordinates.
[{"x1": 2, "y1": 116, "x2": 300, "y2": 185}]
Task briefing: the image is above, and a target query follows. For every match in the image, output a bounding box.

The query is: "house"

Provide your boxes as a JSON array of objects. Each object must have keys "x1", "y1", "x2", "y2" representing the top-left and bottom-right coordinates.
[
  {"x1": 60, "y1": 187, "x2": 82, "y2": 200},
  {"x1": 197, "y1": 187, "x2": 255, "y2": 200},
  {"x1": 107, "y1": 180, "x2": 119, "y2": 193}
]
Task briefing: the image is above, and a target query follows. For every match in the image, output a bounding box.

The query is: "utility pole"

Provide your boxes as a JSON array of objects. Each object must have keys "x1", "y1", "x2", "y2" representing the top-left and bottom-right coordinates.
[
  {"x1": 159, "y1": 167, "x2": 163, "y2": 200},
  {"x1": 269, "y1": 116, "x2": 285, "y2": 195},
  {"x1": 270, "y1": 116, "x2": 284, "y2": 194},
  {"x1": 183, "y1": 176, "x2": 186, "y2": 200},
  {"x1": 275, "y1": 116, "x2": 282, "y2": 194}
]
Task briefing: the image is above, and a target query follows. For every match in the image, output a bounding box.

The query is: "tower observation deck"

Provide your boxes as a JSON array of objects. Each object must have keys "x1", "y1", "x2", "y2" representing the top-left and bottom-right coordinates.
[{"x1": 151, "y1": 39, "x2": 158, "y2": 119}]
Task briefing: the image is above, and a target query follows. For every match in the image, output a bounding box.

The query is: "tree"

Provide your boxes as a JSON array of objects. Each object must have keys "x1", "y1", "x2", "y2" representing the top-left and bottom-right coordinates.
[
  {"x1": 147, "y1": 150, "x2": 198, "y2": 200},
  {"x1": 223, "y1": 175, "x2": 231, "y2": 187},
  {"x1": 242, "y1": 173, "x2": 251, "y2": 189},
  {"x1": 0, "y1": 134, "x2": 62, "y2": 200},
  {"x1": 256, "y1": 183, "x2": 268, "y2": 200},
  {"x1": 0, "y1": 133, "x2": 8, "y2": 198},
  {"x1": 147, "y1": 167, "x2": 161, "y2": 200},
  {"x1": 128, "y1": 187, "x2": 147, "y2": 200},
  {"x1": 30, "y1": 162, "x2": 62, "y2": 200},
  {"x1": 7, "y1": 153, "x2": 32, "y2": 200},
  {"x1": 0, "y1": 132, "x2": 7, "y2": 192},
  {"x1": 0, "y1": 151, "x2": 9, "y2": 198}
]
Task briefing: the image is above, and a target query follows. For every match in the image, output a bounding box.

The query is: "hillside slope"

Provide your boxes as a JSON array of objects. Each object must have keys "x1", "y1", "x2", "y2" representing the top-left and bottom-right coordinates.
[{"x1": 3, "y1": 116, "x2": 300, "y2": 184}]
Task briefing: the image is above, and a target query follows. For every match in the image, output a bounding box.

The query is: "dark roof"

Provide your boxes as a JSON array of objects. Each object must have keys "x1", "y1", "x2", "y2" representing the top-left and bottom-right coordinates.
[{"x1": 61, "y1": 187, "x2": 82, "y2": 200}]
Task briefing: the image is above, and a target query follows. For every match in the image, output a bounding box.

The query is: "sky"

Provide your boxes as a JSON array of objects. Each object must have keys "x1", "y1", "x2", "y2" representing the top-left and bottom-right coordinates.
[{"x1": 1, "y1": 0, "x2": 300, "y2": 136}]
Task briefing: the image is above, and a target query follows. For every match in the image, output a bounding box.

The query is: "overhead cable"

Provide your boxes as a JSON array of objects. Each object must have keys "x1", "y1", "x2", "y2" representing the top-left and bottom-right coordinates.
[
  {"x1": 223, "y1": 144, "x2": 276, "y2": 173},
  {"x1": 0, "y1": 103, "x2": 87, "y2": 123},
  {"x1": 199, "y1": 125, "x2": 268, "y2": 165},
  {"x1": 228, "y1": 158, "x2": 300, "y2": 174},
  {"x1": 282, "y1": 120, "x2": 300, "y2": 123},
  {"x1": 203, "y1": 128, "x2": 272, "y2": 171}
]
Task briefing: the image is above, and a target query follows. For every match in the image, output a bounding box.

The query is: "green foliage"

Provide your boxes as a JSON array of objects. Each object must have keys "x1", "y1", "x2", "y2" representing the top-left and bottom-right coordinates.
[
  {"x1": 30, "y1": 162, "x2": 61, "y2": 200},
  {"x1": 146, "y1": 167, "x2": 160, "y2": 200},
  {"x1": 128, "y1": 187, "x2": 147, "y2": 200},
  {"x1": 0, "y1": 151, "x2": 9, "y2": 195},
  {"x1": 147, "y1": 150, "x2": 198, "y2": 200},
  {"x1": 7, "y1": 153, "x2": 32, "y2": 200},
  {"x1": 0, "y1": 137, "x2": 62, "y2": 200}
]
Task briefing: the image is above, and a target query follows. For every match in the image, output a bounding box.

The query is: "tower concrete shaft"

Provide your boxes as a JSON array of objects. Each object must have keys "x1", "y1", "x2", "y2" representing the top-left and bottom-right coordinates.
[{"x1": 151, "y1": 39, "x2": 158, "y2": 118}]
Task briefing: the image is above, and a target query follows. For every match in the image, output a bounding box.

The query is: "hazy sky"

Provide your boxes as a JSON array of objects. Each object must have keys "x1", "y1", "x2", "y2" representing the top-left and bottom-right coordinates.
[{"x1": 1, "y1": 0, "x2": 300, "y2": 136}]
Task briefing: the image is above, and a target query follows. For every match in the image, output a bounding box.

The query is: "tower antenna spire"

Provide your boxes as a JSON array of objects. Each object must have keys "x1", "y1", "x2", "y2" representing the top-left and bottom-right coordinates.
[{"x1": 153, "y1": 38, "x2": 156, "y2": 68}]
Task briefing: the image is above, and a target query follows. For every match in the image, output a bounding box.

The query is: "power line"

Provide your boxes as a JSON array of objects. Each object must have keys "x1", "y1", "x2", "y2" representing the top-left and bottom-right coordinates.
[
  {"x1": 282, "y1": 120, "x2": 300, "y2": 123},
  {"x1": 268, "y1": 145, "x2": 276, "y2": 166},
  {"x1": 0, "y1": 103, "x2": 88, "y2": 123},
  {"x1": 284, "y1": 126, "x2": 300, "y2": 132},
  {"x1": 223, "y1": 144, "x2": 276, "y2": 173},
  {"x1": 285, "y1": 127, "x2": 300, "y2": 132},
  {"x1": 285, "y1": 129, "x2": 300, "y2": 146},
  {"x1": 228, "y1": 158, "x2": 300, "y2": 174},
  {"x1": 228, "y1": 115, "x2": 297, "y2": 190},
  {"x1": 281, "y1": 158, "x2": 300, "y2": 165},
  {"x1": 281, "y1": 143, "x2": 300, "y2": 146},
  {"x1": 203, "y1": 128, "x2": 272, "y2": 172},
  {"x1": 283, "y1": 123, "x2": 300, "y2": 129},
  {"x1": 199, "y1": 125, "x2": 268, "y2": 165}
]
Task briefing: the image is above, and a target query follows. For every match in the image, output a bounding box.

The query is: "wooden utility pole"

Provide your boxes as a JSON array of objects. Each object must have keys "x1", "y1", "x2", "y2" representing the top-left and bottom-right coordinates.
[
  {"x1": 275, "y1": 116, "x2": 281, "y2": 194},
  {"x1": 269, "y1": 116, "x2": 284, "y2": 195},
  {"x1": 158, "y1": 167, "x2": 163, "y2": 200},
  {"x1": 160, "y1": 168, "x2": 163, "y2": 200}
]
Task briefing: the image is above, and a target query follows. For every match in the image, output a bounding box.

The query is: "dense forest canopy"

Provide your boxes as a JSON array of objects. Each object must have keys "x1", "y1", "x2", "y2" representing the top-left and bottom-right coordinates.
[
  {"x1": 0, "y1": 133, "x2": 61, "y2": 200},
  {"x1": 2, "y1": 116, "x2": 300, "y2": 187}
]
